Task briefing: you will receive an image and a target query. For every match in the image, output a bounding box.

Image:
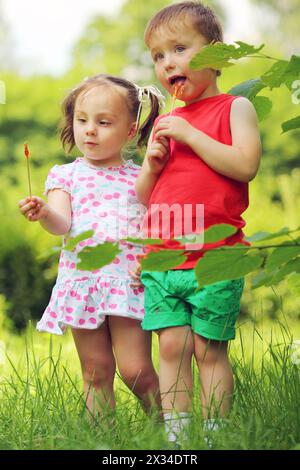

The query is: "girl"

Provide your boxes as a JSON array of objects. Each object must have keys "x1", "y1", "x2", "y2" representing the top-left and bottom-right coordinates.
[{"x1": 18, "y1": 74, "x2": 167, "y2": 416}]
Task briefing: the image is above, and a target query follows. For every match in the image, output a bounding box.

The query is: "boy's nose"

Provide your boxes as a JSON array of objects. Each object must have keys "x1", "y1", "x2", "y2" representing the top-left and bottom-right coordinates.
[{"x1": 164, "y1": 54, "x2": 175, "y2": 71}]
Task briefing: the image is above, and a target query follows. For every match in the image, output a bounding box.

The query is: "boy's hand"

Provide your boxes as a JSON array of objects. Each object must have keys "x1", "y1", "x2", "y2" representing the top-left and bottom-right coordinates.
[
  {"x1": 155, "y1": 116, "x2": 194, "y2": 145},
  {"x1": 18, "y1": 196, "x2": 50, "y2": 222},
  {"x1": 146, "y1": 136, "x2": 169, "y2": 175}
]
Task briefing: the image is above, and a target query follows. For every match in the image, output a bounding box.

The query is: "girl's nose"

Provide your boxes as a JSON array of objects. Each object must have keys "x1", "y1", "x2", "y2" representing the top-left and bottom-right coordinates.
[{"x1": 86, "y1": 125, "x2": 97, "y2": 136}]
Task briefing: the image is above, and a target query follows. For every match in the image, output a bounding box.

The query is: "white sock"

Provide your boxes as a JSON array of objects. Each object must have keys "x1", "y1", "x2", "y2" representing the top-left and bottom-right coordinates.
[
  {"x1": 203, "y1": 418, "x2": 225, "y2": 432},
  {"x1": 164, "y1": 412, "x2": 191, "y2": 443}
]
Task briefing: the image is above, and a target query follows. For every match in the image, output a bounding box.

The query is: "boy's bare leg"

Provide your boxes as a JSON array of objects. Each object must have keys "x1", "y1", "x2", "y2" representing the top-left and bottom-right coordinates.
[
  {"x1": 158, "y1": 326, "x2": 194, "y2": 412},
  {"x1": 194, "y1": 334, "x2": 233, "y2": 419}
]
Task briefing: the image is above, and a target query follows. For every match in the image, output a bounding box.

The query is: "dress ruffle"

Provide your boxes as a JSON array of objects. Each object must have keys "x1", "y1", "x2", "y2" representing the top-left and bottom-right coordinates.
[{"x1": 36, "y1": 276, "x2": 145, "y2": 335}]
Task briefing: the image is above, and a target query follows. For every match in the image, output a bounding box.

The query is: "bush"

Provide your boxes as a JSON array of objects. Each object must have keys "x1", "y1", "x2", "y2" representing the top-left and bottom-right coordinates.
[{"x1": 0, "y1": 244, "x2": 55, "y2": 332}]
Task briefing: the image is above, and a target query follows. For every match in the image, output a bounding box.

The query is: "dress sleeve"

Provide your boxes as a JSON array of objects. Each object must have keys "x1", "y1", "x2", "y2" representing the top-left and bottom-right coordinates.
[{"x1": 44, "y1": 165, "x2": 71, "y2": 196}]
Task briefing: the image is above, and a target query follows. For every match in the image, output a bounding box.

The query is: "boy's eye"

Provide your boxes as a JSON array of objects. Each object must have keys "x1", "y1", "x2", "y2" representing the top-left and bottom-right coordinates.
[
  {"x1": 99, "y1": 120, "x2": 110, "y2": 126},
  {"x1": 153, "y1": 52, "x2": 164, "y2": 62},
  {"x1": 175, "y1": 45, "x2": 186, "y2": 53}
]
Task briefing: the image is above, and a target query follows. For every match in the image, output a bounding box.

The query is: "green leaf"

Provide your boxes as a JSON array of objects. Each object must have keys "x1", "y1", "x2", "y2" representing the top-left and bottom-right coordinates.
[
  {"x1": 252, "y1": 270, "x2": 277, "y2": 289},
  {"x1": 246, "y1": 227, "x2": 290, "y2": 242},
  {"x1": 77, "y1": 242, "x2": 121, "y2": 271},
  {"x1": 270, "y1": 258, "x2": 300, "y2": 285},
  {"x1": 195, "y1": 246, "x2": 263, "y2": 287},
  {"x1": 261, "y1": 56, "x2": 300, "y2": 90},
  {"x1": 141, "y1": 250, "x2": 186, "y2": 271},
  {"x1": 266, "y1": 244, "x2": 300, "y2": 271},
  {"x1": 281, "y1": 115, "x2": 300, "y2": 134},
  {"x1": 287, "y1": 273, "x2": 300, "y2": 296},
  {"x1": 204, "y1": 224, "x2": 237, "y2": 243},
  {"x1": 64, "y1": 230, "x2": 94, "y2": 252},
  {"x1": 228, "y1": 79, "x2": 266, "y2": 100},
  {"x1": 252, "y1": 96, "x2": 273, "y2": 121},
  {"x1": 190, "y1": 41, "x2": 264, "y2": 71},
  {"x1": 261, "y1": 60, "x2": 289, "y2": 89},
  {"x1": 125, "y1": 237, "x2": 163, "y2": 245}
]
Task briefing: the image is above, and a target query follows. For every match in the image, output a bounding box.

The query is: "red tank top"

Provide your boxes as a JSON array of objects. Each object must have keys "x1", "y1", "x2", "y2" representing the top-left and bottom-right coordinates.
[{"x1": 143, "y1": 93, "x2": 249, "y2": 269}]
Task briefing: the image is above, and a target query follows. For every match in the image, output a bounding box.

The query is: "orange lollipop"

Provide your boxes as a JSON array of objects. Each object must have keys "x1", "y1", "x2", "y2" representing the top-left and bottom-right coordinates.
[{"x1": 170, "y1": 82, "x2": 185, "y2": 114}]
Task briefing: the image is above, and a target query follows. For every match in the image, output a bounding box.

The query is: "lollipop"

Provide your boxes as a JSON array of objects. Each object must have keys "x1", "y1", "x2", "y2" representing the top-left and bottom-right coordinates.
[
  {"x1": 170, "y1": 82, "x2": 185, "y2": 115},
  {"x1": 24, "y1": 143, "x2": 32, "y2": 198}
]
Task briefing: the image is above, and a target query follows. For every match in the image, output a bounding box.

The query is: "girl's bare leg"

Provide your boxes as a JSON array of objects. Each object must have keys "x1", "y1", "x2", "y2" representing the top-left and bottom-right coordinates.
[
  {"x1": 109, "y1": 316, "x2": 161, "y2": 413},
  {"x1": 72, "y1": 319, "x2": 116, "y2": 416}
]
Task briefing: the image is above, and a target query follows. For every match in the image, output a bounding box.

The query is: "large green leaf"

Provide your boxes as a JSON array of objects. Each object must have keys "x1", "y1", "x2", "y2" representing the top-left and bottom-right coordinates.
[
  {"x1": 195, "y1": 246, "x2": 263, "y2": 287},
  {"x1": 64, "y1": 230, "x2": 94, "y2": 252},
  {"x1": 252, "y1": 96, "x2": 273, "y2": 121},
  {"x1": 281, "y1": 115, "x2": 300, "y2": 134},
  {"x1": 266, "y1": 243, "x2": 300, "y2": 271},
  {"x1": 77, "y1": 242, "x2": 121, "y2": 270},
  {"x1": 141, "y1": 250, "x2": 186, "y2": 271},
  {"x1": 190, "y1": 41, "x2": 264, "y2": 71},
  {"x1": 228, "y1": 79, "x2": 266, "y2": 100}
]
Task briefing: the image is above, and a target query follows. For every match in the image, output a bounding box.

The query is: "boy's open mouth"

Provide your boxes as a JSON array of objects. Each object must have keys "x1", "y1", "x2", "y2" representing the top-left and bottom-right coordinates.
[{"x1": 169, "y1": 76, "x2": 187, "y2": 86}]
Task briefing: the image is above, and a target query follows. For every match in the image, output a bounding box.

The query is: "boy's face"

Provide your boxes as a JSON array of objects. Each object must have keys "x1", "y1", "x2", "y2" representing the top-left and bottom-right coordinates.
[{"x1": 148, "y1": 20, "x2": 218, "y2": 104}]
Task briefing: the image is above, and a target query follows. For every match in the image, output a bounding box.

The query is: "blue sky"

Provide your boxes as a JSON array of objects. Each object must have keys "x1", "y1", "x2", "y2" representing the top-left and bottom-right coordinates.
[{"x1": 2, "y1": 0, "x2": 260, "y2": 76}]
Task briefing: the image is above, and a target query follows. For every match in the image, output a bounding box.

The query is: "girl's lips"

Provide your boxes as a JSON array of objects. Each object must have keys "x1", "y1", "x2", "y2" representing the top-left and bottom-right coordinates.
[{"x1": 85, "y1": 142, "x2": 98, "y2": 146}]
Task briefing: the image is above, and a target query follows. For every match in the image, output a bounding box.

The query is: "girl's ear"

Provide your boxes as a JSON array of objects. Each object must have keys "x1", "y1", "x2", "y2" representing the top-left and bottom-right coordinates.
[{"x1": 128, "y1": 122, "x2": 138, "y2": 140}]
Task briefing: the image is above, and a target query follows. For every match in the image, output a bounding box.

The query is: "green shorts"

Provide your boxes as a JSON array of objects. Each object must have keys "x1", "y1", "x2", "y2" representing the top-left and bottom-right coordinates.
[{"x1": 141, "y1": 270, "x2": 244, "y2": 341}]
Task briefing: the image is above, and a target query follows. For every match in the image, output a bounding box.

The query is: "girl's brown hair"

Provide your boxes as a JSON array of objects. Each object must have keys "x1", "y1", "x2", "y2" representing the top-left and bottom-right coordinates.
[
  {"x1": 144, "y1": 1, "x2": 223, "y2": 76},
  {"x1": 60, "y1": 74, "x2": 161, "y2": 153}
]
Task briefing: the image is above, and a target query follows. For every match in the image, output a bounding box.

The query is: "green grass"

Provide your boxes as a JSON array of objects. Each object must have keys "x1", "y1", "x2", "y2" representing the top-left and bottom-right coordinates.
[{"x1": 0, "y1": 317, "x2": 300, "y2": 450}]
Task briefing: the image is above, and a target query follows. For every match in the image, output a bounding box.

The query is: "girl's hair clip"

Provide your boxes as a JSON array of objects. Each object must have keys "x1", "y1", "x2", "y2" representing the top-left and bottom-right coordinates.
[{"x1": 134, "y1": 84, "x2": 165, "y2": 130}]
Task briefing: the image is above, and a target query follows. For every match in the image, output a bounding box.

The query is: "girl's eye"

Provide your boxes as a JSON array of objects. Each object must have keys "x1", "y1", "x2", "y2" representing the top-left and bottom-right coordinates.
[
  {"x1": 99, "y1": 121, "x2": 110, "y2": 126},
  {"x1": 77, "y1": 118, "x2": 86, "y2": 123},
  {"x1": 175, "y1": 46, "x2": 186, "y2": 53}
]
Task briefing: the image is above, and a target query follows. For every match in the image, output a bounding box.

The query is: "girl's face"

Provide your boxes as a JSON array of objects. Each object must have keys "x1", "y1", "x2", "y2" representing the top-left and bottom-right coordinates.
[
  {"x1": 148, "y1": 21, "x2": 219, "y2": 104},
  {"x1": 73, "y1": 85, "x2": 135, "y2": 167}
]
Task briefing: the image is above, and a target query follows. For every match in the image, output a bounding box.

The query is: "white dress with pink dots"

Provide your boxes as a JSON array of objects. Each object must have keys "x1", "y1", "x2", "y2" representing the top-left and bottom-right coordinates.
[{"x1": 36, "y1": 158, "x2": 146, "y2": 335}]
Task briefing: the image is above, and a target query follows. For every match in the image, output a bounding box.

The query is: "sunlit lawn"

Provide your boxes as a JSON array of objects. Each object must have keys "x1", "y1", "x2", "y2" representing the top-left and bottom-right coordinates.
[{"x1": 0, "y1": 313, "x2": 300, "y2": 450}]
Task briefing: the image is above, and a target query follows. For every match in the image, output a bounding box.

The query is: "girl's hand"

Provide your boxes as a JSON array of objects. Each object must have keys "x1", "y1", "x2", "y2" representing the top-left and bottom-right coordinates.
[
  {"x1": 18, "y1": 196, "x2": 50, "y2": 222},
  {"x1": 129, "y1": 255, "x2": 143, "y2": 288},
  {"x1": 154, "y1": 116, "x2": 195, "y2": 145},
  {"x1": 146, "y1": 136, "x2": 169, "y2": 175}
]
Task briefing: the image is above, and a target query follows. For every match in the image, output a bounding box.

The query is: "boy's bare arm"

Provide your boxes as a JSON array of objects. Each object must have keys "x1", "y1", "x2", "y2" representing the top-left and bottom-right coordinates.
[
  {"x1": 19, "y1": 189, "x2": 72, "y2": 235},
  {"x1": 154, "y1": 97, "x2": 261, "y2": 183},
  {"x1": 135, "y1": 131, "x2": 169, "y2": 205}
]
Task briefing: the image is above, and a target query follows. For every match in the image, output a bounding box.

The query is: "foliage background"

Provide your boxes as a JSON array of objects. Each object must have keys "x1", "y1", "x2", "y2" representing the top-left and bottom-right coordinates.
[{"x1": 0, "y1": 0, "x2": 299, "y2": 332}]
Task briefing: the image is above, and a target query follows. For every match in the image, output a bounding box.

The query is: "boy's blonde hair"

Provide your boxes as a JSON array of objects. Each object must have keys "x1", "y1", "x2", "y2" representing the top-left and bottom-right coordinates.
[{"x1": 144, "y1": 1, "x2": 223, "y2": 76}]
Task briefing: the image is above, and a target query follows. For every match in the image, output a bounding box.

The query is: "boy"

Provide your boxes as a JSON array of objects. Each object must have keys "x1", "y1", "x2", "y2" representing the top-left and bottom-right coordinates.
[{"x1": 135, "y1": 1, "x2": 261, "y2": 445}]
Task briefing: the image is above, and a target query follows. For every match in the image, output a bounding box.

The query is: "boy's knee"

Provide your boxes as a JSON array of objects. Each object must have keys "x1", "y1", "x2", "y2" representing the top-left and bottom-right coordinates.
[
  {"x1": 195, "y1": 338, "x2": 228, "y2": 365},
  {"x1": 159, "y1": 330, "x2": 193, "y2": 362}
]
